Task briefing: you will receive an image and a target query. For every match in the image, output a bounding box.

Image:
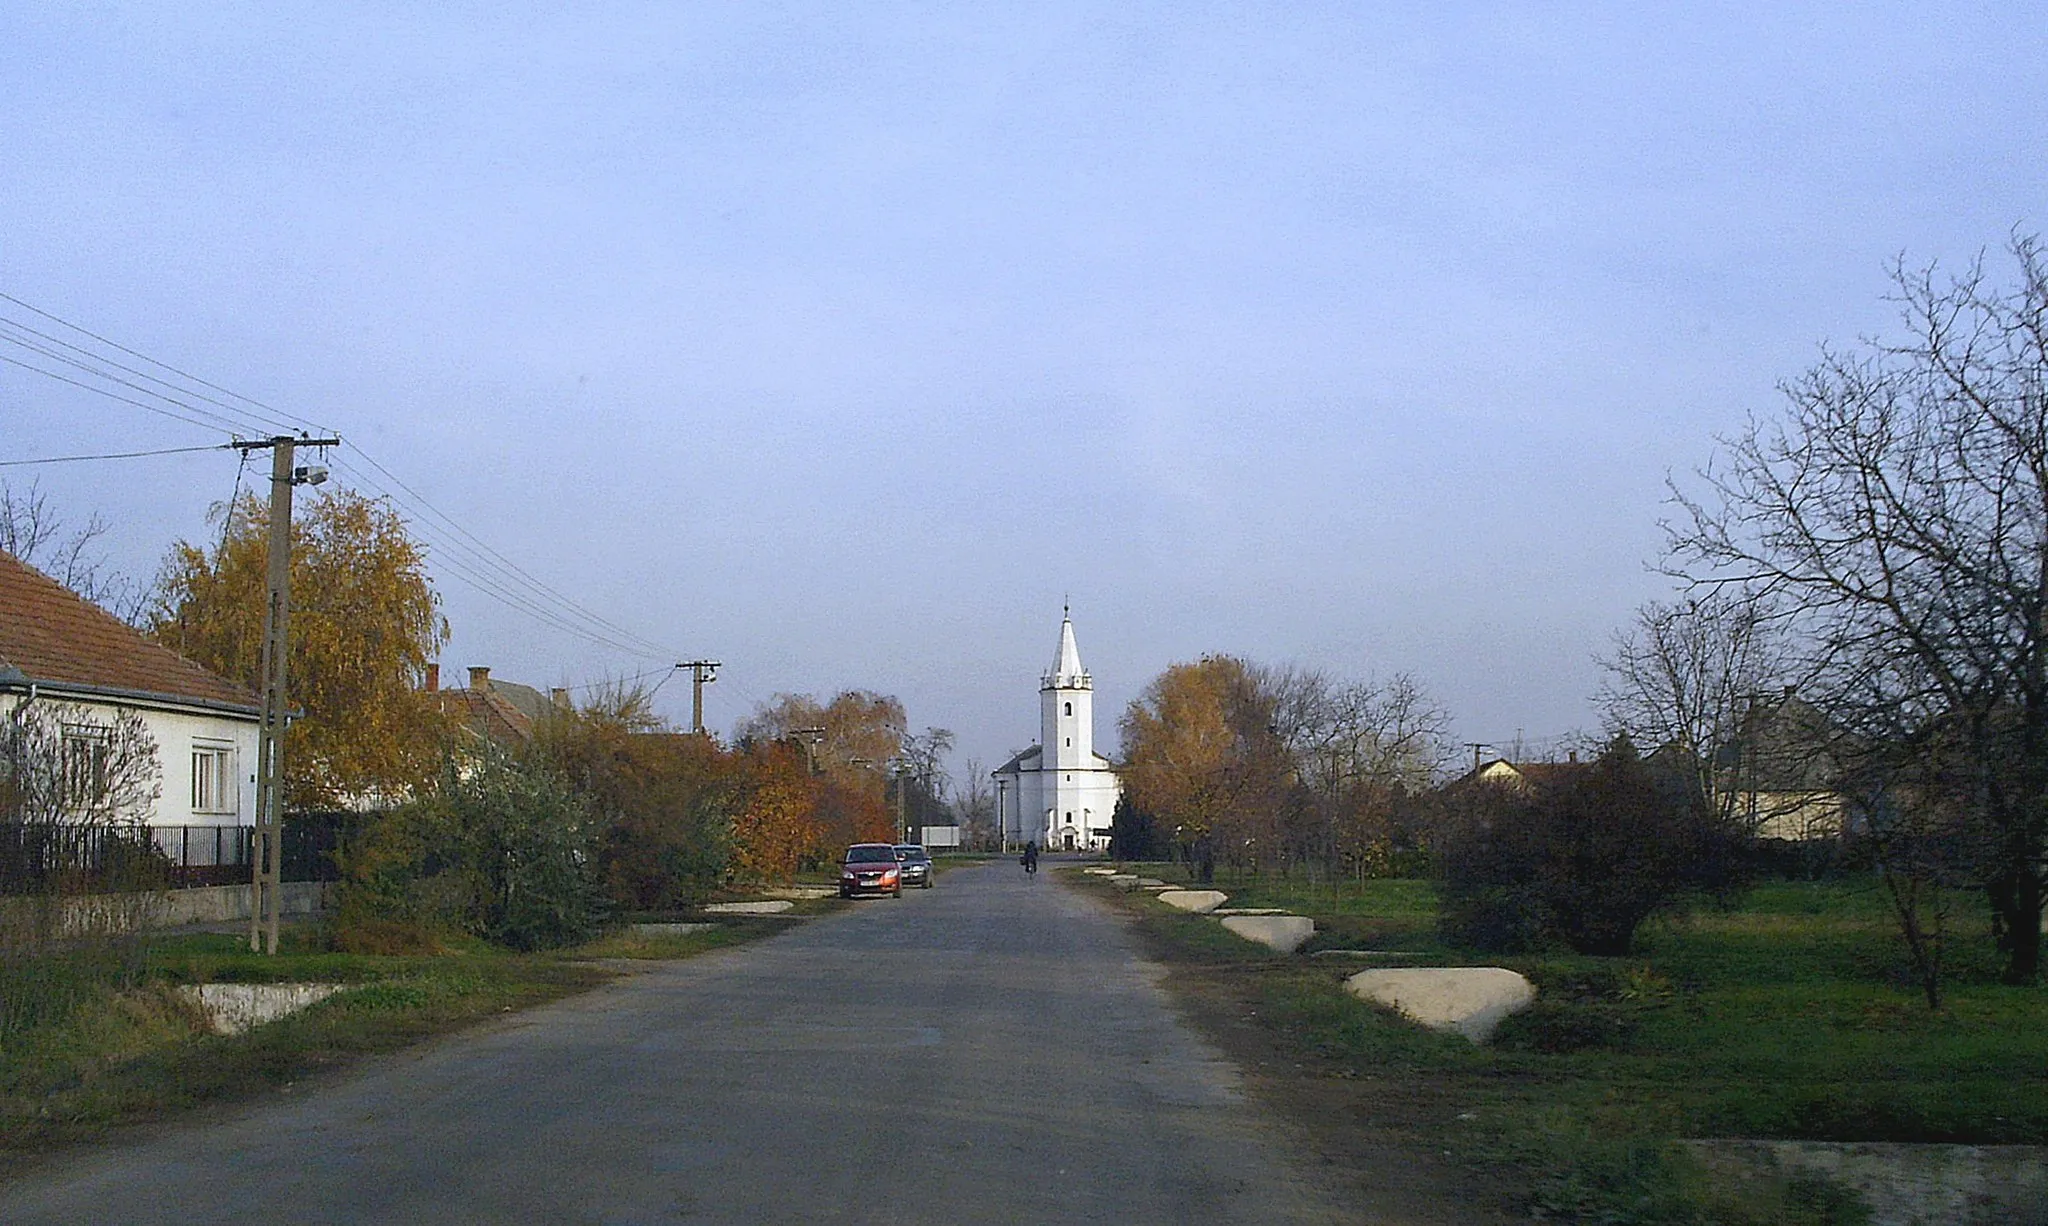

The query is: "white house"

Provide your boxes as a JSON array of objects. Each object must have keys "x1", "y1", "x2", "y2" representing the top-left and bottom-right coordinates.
[
  {"x1": 1, "y1": 550, "x2": 261, "y2": 870},
  {"x1": 992, "y1": 611, "x2": 1122, "y2": 852}
]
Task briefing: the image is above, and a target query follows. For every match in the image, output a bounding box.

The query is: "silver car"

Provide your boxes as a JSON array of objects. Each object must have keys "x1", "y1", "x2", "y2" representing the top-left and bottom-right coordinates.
[{"x1": 893, "y1": 844, "x2": 933, "y2": 888}]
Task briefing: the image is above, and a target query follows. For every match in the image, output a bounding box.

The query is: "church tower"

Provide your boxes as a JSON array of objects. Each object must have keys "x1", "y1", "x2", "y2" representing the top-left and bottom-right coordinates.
[
  {"x1": 1041, "y1": 609, "x2": 1093, "y2": 774},
  {"x1": 994, "y1": 609, "x2": 1123, "y2": 851}
]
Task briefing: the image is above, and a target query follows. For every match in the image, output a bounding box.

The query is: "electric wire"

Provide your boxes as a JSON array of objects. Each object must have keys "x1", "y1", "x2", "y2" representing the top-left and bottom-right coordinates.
[
  {"x1": 326, "y1": 454, "x2": 680, "y2": 659},
  {"x1": 641, "y1": 665, "x2": 683, "y2": 702},
  {"x1": 0, "y1": 324, "x2": 269, "y2": 437},
  {"x1": 0, "y1": 288, "x2": 690, "y2": 664},
  {"x1": 339, "y1": 443, "x2": 680, "y2": 659},
  {"x1": 0, "y1": 442, "x2": 232, "y2": 467},
  {"x1": 0, "y1": 315, "x2": 307, "y2": 439},
  {"x1": 568, "y1": 664, "x2": 678, "y2": 694},
  {"x1": 0, "y1": 291, "x2": 334, "y2": 436},
  {"x1": 0, "y1": 351, "x2": 237, "y2": 434}
]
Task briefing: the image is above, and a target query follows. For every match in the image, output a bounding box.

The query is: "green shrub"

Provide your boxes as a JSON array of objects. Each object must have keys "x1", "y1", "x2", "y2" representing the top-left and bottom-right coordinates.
[
  {"x1": 1437, "y1": 738, "x2": 1739, "y2": 955},
  {"x1": 336, "y1": 749, "x2": 606, "y2": 951}
]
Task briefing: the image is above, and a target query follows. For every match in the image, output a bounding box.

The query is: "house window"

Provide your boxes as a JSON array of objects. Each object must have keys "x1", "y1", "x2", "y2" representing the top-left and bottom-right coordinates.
[
  {"x1": 61, "y1": 724, "x2": 111, "y2": 809},
  {"x1": 192, "y1": 742, "x2": 236, "y2": 814}
]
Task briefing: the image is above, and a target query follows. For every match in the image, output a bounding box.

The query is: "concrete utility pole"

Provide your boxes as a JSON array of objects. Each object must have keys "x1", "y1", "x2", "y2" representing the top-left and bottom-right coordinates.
[
  {"x1": 790, "y1": 726, "x2": 825, "y2": 774},
  {"x1": 895, "y1": 761, "x2": 911, "y2": 845},
  {"x1": 235, "y1": 435, "x2": 339, "y2": 955},
  {"x1": 681, "y1": 660, "x2": 720, "y2": 735}
]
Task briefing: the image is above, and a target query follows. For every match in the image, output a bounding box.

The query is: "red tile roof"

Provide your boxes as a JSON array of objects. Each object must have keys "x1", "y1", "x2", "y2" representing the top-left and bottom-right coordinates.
[
  {"x1": 0, "y1": 550, "x2": 259, "y2": 712},
  {"x1": 435, "y1": 685, "x2": 535, "y2": 747}
]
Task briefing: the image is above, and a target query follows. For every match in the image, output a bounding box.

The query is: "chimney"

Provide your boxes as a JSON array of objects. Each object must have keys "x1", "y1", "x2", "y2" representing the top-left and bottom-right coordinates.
[
  {"x1": 468, "y1": 666, "x2": 490, "y2": 693},
  {"x1": 425, "y1": 663, "x2": 439, "y2": 692},
  {"x1": 551, "y1": 687, "x2": 571, "y2": 711}
]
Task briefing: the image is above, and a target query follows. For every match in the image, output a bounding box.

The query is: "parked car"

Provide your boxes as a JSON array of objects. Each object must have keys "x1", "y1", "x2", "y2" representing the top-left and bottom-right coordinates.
[
  {"x1": 893, "y1": 844, "x2": 933, "y2": 888},
  {"x1": 839, "y1": 843, "x2": 904, "y2": 898}
]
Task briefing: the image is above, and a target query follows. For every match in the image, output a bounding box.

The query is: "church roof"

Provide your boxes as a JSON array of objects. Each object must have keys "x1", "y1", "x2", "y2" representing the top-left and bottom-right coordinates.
[
  {"x1": 992, "y1": 745, "x2": 1043, "y2": 777},
  {"x1": 1041, "y1": 610, "x2": 1091, "y2": 690}
]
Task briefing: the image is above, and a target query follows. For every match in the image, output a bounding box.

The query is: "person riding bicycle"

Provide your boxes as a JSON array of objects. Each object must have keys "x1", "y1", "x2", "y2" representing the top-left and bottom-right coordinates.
[{"x1": 1020, "y1": 840, "x2": 1039, "y2": 874}]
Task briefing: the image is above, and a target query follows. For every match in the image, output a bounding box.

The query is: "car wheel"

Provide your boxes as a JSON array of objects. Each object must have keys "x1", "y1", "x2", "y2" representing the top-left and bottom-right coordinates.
[{"x1": 922, "y1": 880, "x2": 933, "y2": 889}]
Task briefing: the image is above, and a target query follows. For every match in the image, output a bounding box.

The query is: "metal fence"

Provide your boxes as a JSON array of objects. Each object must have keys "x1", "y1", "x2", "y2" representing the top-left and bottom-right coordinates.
[{"x1": 0, "y1": 812, "x2": 350, "y2": 895}]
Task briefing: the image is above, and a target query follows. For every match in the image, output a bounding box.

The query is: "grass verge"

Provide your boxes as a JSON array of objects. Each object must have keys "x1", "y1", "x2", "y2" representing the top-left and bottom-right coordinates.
[{"x1": 1081, "y1": 867, "x2": 2047, "y2": 1224}]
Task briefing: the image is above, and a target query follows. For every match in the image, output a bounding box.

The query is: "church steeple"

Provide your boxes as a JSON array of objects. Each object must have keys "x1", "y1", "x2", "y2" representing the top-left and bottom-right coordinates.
[{"x1": 1042, "y1": 608, "x2": 1091, "y2": 691}]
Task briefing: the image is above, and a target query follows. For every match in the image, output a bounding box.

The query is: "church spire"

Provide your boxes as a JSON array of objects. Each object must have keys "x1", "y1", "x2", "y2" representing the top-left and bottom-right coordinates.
[{"x1": 1043, "y1": 609, "x2": 1090, "y2": 690}]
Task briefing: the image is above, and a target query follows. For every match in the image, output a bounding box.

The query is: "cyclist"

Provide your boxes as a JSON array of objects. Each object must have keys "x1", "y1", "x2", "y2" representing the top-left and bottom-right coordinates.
[{"x1": 1021, "y1": 840, "x2": 1039, "y2": 875}]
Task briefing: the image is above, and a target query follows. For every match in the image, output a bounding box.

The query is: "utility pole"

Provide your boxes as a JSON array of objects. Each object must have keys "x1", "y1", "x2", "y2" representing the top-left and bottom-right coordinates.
[
  {"x1": 790, "y1": 726, "x2": 826, "y2": 774},
  {"x1": 681, "y1": 660, "x2": 720, "y2": 735},
  {"x1": 234, "y1": 435, "x2": 339, "y2": 955},
  {"x1": 895, "y1": 761, "x2": 911, "y2": 844}
]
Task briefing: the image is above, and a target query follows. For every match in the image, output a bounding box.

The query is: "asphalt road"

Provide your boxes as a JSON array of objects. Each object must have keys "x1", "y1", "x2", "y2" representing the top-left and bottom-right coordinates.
[{"x1": 0, "y1": 863, "x2": 1352, "y2": 1224}]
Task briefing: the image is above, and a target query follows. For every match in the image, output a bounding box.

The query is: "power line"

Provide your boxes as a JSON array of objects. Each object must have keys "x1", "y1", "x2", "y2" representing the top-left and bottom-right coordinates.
[
  {"x1": 0, "y1": 315, "x2": 304, "y2": 438},
  {"x1": 0, "y1": 351, "x2": 237, "y2": 434},
  {"x1": 0, "y1": 442, "x2": 232, "y2": 467},
  {"x1": 326, "y1": 455, "x2": 679, "y2": 659},
  {"x1": 0, "y1": 287, "x2": 692, "y2": 665},
  {"x1": 0, "y1": 291, "x2": 333, "y2": 436},
  {"x1": 0, "y1": 323, "x2": 273, "y2": 437},
  {"x1": 341, "y1": 444, "x2": 679, "y2": 659}
]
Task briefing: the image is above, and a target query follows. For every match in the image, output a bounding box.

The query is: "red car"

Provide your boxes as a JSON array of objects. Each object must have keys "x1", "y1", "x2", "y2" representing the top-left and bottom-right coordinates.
[{"x1": 838, "y1": 843, "x2": 904, "y2": 898}]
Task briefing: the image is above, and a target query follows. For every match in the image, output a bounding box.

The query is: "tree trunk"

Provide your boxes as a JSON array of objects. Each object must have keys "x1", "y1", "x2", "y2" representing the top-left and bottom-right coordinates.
[{"x1": 1992, "y1": 871, "x2": 2043, "y2": 984}]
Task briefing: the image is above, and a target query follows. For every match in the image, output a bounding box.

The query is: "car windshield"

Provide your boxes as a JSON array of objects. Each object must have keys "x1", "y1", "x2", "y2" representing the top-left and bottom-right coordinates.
[
  {"x1": 895, "y1": 847, "x2": 928, "y2": 861},
  {"x1": 845, "y1": 846, "x2": 897, "y2": 864}
]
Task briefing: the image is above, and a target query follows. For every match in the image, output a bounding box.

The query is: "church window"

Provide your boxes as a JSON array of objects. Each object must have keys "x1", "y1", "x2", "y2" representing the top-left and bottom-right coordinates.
[
  {"x1": 1063, "y1": 701, "x2": 1072, "y2": 716},
  {"x1": 1064, "y1": 738, "x2": 1070, "y2": 747}
]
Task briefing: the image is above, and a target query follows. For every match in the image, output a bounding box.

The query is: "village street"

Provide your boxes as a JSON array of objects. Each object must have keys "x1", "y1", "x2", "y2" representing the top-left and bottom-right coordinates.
[{"x1": 0, "y1": 865, "x2": 1360, "y2": 1224}]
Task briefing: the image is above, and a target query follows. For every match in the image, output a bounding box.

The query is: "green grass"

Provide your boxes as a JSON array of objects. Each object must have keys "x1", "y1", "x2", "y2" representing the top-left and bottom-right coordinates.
[{"x1": 1092, "y1": 869, "x2": 2045, "y2": 1223}]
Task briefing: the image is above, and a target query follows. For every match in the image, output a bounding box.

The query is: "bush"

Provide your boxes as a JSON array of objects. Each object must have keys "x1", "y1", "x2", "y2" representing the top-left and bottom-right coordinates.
[
  {"x1": 1437, "y1": 737, "x2": 1738, "y2": 956},
  {"x1": 336, "y1": 750, "x2": 606, "y2": 952}
]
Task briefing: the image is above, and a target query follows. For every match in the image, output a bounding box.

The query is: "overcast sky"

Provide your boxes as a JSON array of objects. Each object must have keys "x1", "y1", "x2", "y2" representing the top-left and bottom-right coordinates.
[{"x1": 3, "y1": 3, "x2": 2044, "y2": 778}]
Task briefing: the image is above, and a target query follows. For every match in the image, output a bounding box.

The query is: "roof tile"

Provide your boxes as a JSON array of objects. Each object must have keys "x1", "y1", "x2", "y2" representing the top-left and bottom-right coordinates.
[{"x1": 0, "y1": 550, "x2": 258, "y2": 711}]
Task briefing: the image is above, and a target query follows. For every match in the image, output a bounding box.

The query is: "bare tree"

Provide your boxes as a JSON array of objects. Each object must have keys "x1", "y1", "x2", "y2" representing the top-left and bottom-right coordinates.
[
  {"x1": 1595, "y1": 591, "x2": 1788, "y2": 831},
  {"x1": 953, "y1": 758, "x2": 997, "y2": 850},
  {"x1": 1, "y1": 698, "x2": 164, "y2": 949},
  {"x1": 1670, "y1": 233, "x2": 2048, "y2": 986},
  {"x1": 0, "y1": 479, "x2": 144, "y2": 621}
]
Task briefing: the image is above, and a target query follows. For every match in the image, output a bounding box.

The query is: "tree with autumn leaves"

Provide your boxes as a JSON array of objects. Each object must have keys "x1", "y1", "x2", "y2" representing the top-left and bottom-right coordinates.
[
  {"x1": 148, "y1": 488, "x2": 451, "y2": 808},
  {"x1": 1120, "y1": 654, "x2": 1451, "y2": 882},
  {"x1": 149, "y1": 483, "x2": 927, "y2": 948}
]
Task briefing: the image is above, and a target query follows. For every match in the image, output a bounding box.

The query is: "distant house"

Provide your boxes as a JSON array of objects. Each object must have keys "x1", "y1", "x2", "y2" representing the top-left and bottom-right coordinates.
[
  {"x1": 1718, "y1": 690, "x2": 1850, "y2": 842},
  {"x1": 1461, "y1": 755, "x2": 1587, "y2": 791},
  {"x1": 429, "y1": 665, "x2": 565, "y2": 750},
  {"x1": 0, "y1": 549, "x2": 260, "y2": 866}
]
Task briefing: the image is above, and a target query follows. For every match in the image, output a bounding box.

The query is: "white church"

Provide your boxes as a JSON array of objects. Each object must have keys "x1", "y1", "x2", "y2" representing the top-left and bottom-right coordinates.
[{"x1": 992, "y1": 611, "x2": 1123, "y2": 852}]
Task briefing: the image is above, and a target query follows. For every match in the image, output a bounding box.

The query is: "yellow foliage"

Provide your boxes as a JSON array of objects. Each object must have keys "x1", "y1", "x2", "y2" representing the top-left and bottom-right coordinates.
[{"x1": 148, "y1": 488, "x2": 452, "y2": 808}]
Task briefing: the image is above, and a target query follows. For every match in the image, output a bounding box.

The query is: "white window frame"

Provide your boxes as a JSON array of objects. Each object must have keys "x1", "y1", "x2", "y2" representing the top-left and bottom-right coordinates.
[
  {"x1": 191, "y1": 740, "x2": 238, "y2": 815},
  {"x1": 61, "y1": 722, "x2": 112, "y2": 810}
]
